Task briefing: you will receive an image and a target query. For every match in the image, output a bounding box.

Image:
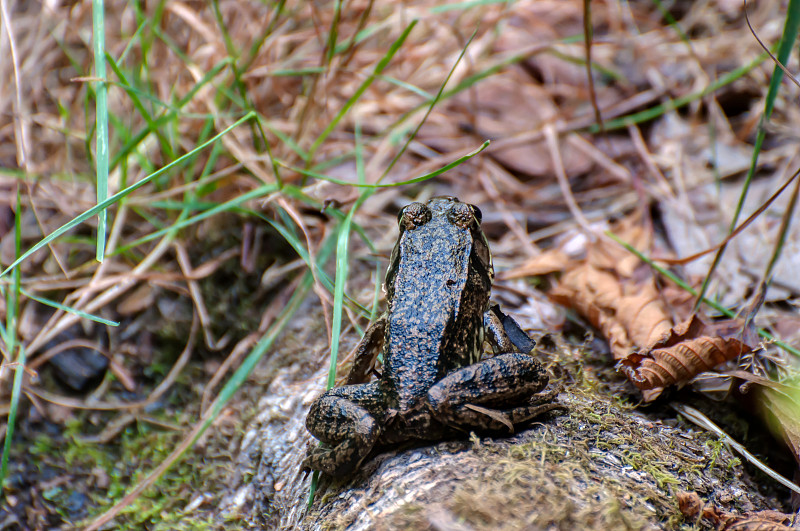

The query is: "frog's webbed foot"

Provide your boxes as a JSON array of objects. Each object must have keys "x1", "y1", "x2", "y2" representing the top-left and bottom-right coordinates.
[
  {"x1": 484, "y1": 304, "x2": 536, "y2": 355},
  {"x1": 426, "y1": 353, "x2": 563, "y2": 433},
  {"x1": 303, "y1": 383, "x2": 384, "y2": 477}
]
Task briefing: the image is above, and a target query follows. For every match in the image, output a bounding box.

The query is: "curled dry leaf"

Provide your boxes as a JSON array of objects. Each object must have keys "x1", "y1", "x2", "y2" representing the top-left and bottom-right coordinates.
[
  {"x1": 617, "y1": 315, "x2": 753, "y2": 392},
  {"x1": 547, "y1": 212, "x2": 674, "y2": 360}
]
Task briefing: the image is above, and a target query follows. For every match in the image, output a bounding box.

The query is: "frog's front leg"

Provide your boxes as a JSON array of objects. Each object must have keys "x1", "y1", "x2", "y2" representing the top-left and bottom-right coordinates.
[
  {"x1": 303, "y1": 382, "x2": 385, "y2": 477},
  {"x1": 345, "y1": 315, "x2": 386, "y2": 385},
  {"x1": 426, "y1": 353, "x2": 562, "y2": 433},
  {"x1": 484, "y1": 303, "x2": 536, "y2": 355}
]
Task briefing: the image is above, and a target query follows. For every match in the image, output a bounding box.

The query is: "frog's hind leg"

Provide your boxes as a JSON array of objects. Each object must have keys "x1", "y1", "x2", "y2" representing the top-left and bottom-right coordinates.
[
  {"x1": 303, "y1": 382, "x2": 384, "y2": 477},
  {"x1": 426, "y1": 353, "x2": 564, "y2": 433}
]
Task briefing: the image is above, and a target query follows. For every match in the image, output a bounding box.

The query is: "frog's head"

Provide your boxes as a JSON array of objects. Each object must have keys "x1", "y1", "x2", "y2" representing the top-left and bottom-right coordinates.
[{"x1": 384, "y1": 196, "x2": 494, "y2": 304}]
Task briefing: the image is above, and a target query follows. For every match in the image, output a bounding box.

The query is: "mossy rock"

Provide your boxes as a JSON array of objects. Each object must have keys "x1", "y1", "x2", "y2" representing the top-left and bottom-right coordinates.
[{"x1": 221, "y1": 363, "x2": 788, "y2": 530}]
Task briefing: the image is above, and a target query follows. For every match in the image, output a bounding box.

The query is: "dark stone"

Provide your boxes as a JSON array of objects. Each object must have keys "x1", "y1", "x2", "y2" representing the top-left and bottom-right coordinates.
[{"x1": 46, "y1": 325, "x2": 109, "y2": 393}]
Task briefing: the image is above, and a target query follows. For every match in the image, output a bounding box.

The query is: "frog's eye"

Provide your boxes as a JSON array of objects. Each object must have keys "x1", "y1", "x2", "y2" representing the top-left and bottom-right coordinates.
[
  {"x1": 470, "y1": 205, "x2": 482, "y2": 224},
  {"x1": 398, "y1": 202, "x2": 431, "y2": 230},
  {"x1": 396, "y1": 207, "x2": 406, "y2": 225},
  {"x1": 447, "y1": 202, "x2": 474, "y2": 228}
]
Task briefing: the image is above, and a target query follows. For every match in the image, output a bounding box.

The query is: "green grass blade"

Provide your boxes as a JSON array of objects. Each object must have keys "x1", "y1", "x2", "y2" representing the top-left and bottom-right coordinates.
[
  {"x1": 261, "y1": 120, "x2": 308, "y2": 160},
  {"x1": 309, "y1": 122, "x2": 375, "y2": 507},
  {"x1": 0, "y1": 188, "x2": 23, "y2": 488},
  {"x1": 268, "y1": 67, "x2": 326, "y2": 77},
  {"x1": 205, "y1": 231, "x2": 337, "y2": 419},
  {"x1": 380, "y1": 27, "x2": 478, "y2": 182},
  {"x1": 307, "y1": 471, "x2": 320, "y2": 509},
  {"x1": 106, "y1": 53, "x2": 174, "y2": 160},
  {"x1": 257, "y1": 211, "x2": 370, "y2": 317},
  {"x1": 381, "y1": 35, "x2": 599, "y2": 134},
  {"x1": 307, "y1": 20, "x2": 418, "y2": 160},
  {"x1": 429, "y1": 0, "x2": 515, "y2": 13},
  {"x1": 694, "y1": 1, "x2": 800, "y2": 309},
  {"x1": 327, "y1": 211, "x2": 355, "y2": 388},
  {"x1": 116, "y1": 13, "x2": 148, "y2": 63},
  {"x1": 325, "y1": 158, "x2": 377, "y2": 389},
  {"x1": 760, "y1": 2, "x2": 800, "y2": 122},
  {"x1": 109, "y1": 58, "x2": 232, "y2": 171},
  {"x1": 283, "y1": 140, "x2": 490, "y2": 188},
  {"x1": 591, "y1": 51, "x2": 769, "y2": 133},
  {"x1": 375, "y1": 74, "x2": 434, "y2": 100},
  {"x1": 112, "y1": 183, "x2": 278, "y2": 255},
  {"x1": 21, "y1": 289, "x2": 119, "y2": 327},
  {"x1": 326, "y1": 0, "x2": 343, "y2": 63},
  {"x1": 0, "y1": 112, "x2": 255, "y2": 279},
  {"x1": 277, "y1": 185, "x2": 377, "y2": 256},
  {"x1": 240, "y1": 0, "x2": 287, "y2": 74},
  {"x1": 87, "y1": 230, "x2": 338, "y2": 529},
  {"x1": 353, "y1": 123, "x2": 381, "y2": 324},
  {"x1": 387, "y1": 52, "x2": 528, "y2": 133},
  {"x1": 92, "y1": 0, "x2": 108, "y2": 261},
  {"x1": 650, "y1": 0, "x2": 694, "y2": 47},
  {"x1": 332, "y1": 21, "x2": 383, "y2": 56},
  {"x1": 0, "y1": 345, "x2": 25, "y2": 488}
]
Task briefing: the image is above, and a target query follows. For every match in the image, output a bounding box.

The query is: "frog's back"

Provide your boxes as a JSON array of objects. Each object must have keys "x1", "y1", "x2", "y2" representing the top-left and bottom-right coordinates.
[{"x1": 382, "y1": 198, "x2": 491, "y2": 410}]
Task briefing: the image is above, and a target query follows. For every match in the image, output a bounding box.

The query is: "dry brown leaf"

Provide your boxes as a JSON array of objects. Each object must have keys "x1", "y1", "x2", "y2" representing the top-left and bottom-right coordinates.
[
  {"x1": 503, "y1": 249, "x2": 570, "y2": 278},
  {"x1": 676, "y1": 490, "x2": 704, "y2": 518},
  {"x1": 588, "y1": 214, "x2": 652, "y2": 277},
  {"x1": 543, "y1": 213, "x2": 759, "y2": 398},
  {"x1": 550, "y1": 263, "x2": 673, "y2": 358},
  {"x1": 548, "y1": 214, "x2": 672, "y2": 360},
  {"x1": 677, "y1": 491, "x2": 795, "y2": 530},
  {"x1": 616, "y1": 315, "x2": 753, "y2": 391},
  {"x1": 720, "y1": 512, "x2": 795, "y2": 531}
]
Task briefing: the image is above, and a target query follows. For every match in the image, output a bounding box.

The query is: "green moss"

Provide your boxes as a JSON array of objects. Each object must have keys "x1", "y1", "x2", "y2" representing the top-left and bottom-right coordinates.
[{"x1": 13, "y1": 392, "x2": 237, "y2": 530}]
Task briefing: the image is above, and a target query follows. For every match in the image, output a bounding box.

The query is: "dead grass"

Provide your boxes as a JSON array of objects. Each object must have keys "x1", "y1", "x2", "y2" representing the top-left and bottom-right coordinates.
[{"x1": 1, "y1": 0, "x2": 799, "y2": 528}]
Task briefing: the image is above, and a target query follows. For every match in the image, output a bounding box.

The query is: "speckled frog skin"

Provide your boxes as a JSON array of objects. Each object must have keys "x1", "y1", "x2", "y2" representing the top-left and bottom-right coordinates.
[{"x1": 303, "y1": 197, "x2": 562, "y2": 477}]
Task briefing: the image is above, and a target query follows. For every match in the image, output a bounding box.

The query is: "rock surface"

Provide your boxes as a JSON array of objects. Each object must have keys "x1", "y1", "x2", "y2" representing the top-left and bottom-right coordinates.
[{"x1": 221, "y1": 345, "x2": 790, "y2": 530}]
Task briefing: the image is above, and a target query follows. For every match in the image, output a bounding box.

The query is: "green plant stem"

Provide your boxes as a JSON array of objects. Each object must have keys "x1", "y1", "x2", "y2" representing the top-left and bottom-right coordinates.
[{"x1": 93, "y1": 0, "x2": 108, "y2": 261}]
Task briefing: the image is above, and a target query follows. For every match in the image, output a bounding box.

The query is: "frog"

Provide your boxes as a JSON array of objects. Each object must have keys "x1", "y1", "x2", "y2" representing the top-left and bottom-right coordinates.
[{"x1": 303, "y1": 196, "x2": 563, "y2": 477}]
